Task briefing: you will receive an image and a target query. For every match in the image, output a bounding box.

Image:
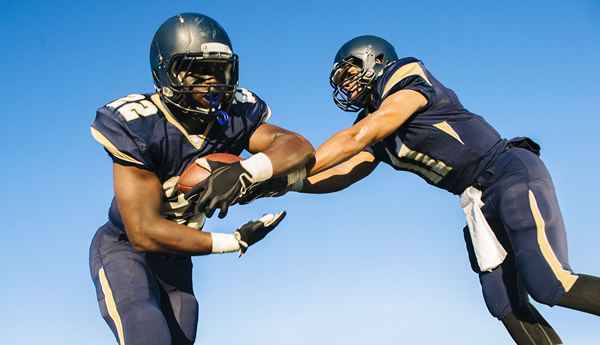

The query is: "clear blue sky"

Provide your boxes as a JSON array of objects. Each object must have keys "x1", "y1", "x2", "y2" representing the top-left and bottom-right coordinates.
[{"x1": 2, "y1": 1, "x2": 599, "y2": 344}]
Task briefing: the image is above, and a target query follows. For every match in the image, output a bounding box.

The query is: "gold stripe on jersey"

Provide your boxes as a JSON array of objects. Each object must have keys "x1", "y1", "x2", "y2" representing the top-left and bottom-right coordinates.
[
  {"x1": 161, "y1": 176, "x2": 190, "y2": 219},
  {"x1": 433, "y1": 121, "x2": 465, "y2": 145},
  {"x1": 161, "y1": 176, "x2": 206, "y2": 229},
  {"x1": 99, "y1": 267, "x2": 126, "y2": 345},
  {"x1": 150, "y1": 94, "x2": 214, "y2": 150},
  {"x1": 394, "y1": 160, "x2": 443, "y2": 184},
  {"x1": 398, "y1": 144, "x2": 453, "y2": 177},
  {"x1": 528, "y1": 190, "x2": 578, "y2": 292},
  {"x1": 383, "y1": 62, "x2": 432, "y2": 97},
  {"x1": 91, "y1": 127, "x2": 145, "y2": 166},
  {"x1": 393, "y1": 144, "x2": 453, "y2": 184}
]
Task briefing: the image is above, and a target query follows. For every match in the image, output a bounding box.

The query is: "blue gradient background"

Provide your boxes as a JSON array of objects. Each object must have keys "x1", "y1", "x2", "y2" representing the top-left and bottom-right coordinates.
[{"x1": 1, "y1": 1, "x2": 599, "y2": 344}]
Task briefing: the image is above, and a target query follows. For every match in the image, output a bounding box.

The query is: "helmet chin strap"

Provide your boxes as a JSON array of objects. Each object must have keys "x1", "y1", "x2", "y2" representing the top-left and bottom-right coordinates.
[{"x1": 158, "y1": 86, "x2": 231, "y2": 127}]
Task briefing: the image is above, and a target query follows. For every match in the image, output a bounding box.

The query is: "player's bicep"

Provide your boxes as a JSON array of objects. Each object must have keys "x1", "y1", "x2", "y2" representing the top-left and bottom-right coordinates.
[
  {"x1": 247, "y1": 123, "x2": 299, "y2": 153},
  {"x1": 113, "y1": 163, "x2": 162, "y2": 235}
]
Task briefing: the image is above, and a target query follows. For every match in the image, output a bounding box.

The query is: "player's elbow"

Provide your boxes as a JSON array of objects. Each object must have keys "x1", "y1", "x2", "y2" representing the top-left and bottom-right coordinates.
[
  {"x1": 292, "y1": 134, "x2": 315, "y2": 164},
  {"x1": 352, "y1": 125, "x2": 377, "y2": 149},
  {"x1": 277, "y1": 132, "x2": 315, "y2": 166},
  {"x1": 130, "y1": 237, "x2": 157, "y2": 252},
  {"x1": 128, "y1": 234, "x2": 155, "y2": 252},
  {"x1": 125, "y1": 224, "x2": 159, "y2": 252},
  {"x1": 342, "y1": 130, "x2": 370, "y2": 156}
]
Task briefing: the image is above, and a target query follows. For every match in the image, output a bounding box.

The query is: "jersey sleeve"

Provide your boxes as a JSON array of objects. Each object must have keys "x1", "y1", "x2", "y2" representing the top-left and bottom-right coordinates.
[
  {"x1": 380, "y1": 59, "x2": 435, "y2": 107},
  {"x1": 234, "y1": 88, "x2": 272, "y2": 149},
  {"x1": 243, "y1": 89, "x2": 271, "y2": 125},
  {"x1": 90, "y1": 106, "x2": 154, "y2": 170}
]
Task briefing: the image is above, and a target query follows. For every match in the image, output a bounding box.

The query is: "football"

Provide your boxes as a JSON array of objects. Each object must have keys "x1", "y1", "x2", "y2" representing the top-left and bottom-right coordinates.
[{"x1": 176, "y1": 153, "x2": 241, "y2": 193}]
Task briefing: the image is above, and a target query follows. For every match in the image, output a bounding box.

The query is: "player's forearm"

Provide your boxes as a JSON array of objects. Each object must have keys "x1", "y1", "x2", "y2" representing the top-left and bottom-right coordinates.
[
  {"x1": 127, "y1": 217, "x2": 215, "y2": 255},
  {"x1": 301, "y1": 151, "x2": 377, "y2": 193},
  {"x1": 262, "y1": 132, "x2": 314, "y2": 176},
  {"x1": 308, "y1": 91, "x2": 426, "y2": 176},
  {"x1": 309, "y1": 129, "x2": 367, "y2": 175},
  {"x1": 301, "y1": 175, "x2": 354, "y2": 194}
]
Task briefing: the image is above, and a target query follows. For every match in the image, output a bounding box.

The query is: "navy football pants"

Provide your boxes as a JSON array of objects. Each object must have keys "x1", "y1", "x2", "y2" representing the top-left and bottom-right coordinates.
[
  {"x1": 89, "y1": 223, "x2": 198, "y2": 345},
  {"x1": 464, "y1": 147, "x2": 578, "y2": 319}
]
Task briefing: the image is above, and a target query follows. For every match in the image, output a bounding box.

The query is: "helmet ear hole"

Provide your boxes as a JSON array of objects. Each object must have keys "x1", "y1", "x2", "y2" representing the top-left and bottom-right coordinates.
[{"x1": 375, "y1": 54, "x2": 385, "y2": 64}]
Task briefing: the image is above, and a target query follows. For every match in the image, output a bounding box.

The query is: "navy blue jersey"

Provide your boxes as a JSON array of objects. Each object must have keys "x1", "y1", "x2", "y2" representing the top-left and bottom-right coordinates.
[
  {"x1": 91, "y1": 90, "x2": 271, "y2": 231},
  {"x1": 359, "y1": 57, "x2": 505, "y2": 194}
]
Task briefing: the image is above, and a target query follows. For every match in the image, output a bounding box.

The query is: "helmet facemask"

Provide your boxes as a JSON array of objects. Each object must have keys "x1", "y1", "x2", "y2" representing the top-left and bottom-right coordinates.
[
  {"x1": 330, "y1": 57, "x2": 376, "y2": 112},
  {"x1": 155, "y1": 45, "x2": 239, "y2": 124},
  {"x1": 330, "y1": 44, "x2": 389, "y2": 112}
]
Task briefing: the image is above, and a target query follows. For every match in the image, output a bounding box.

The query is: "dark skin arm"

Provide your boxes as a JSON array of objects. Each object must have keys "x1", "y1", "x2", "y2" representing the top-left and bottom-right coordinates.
[
  {"x1": 236, "y1": 150, "x2": 377, "y2": 204},
  {"x1": 185, "y1": 122, "x2": 314, "y2": 219},
  {"x1": 247, "y1": 122, "x2": 314, "y2": 176},
  {"x1": 182, "y1": 72, "x2": 314, "y2": 174},
  {"x1": 309, "y1": 89, "x2": 427, "y2": 175},
  {"x1": 114, "y1": 163, "x2": 214, "y2": 254}
]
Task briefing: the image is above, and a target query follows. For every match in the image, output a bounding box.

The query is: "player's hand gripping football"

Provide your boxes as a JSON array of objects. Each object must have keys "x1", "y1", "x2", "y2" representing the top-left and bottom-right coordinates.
[
  {"x1": 235, "y1": 211, "x2": 286, "y2": 256},
  {"x1": 185, "y1": 161, "x2": 255, "y2": 218}
]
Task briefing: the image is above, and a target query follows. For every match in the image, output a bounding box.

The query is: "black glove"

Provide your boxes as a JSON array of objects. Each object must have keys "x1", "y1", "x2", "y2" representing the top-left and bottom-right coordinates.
[
  {"x1": 235, "y1": 211, "x2": 286, "y2": 255},
  {"x1": 185, "y1": 162, "x2": 255, "y2": 218},
  {"x1": 237, "y1": 175, "x2": 290, "y2": 205}
]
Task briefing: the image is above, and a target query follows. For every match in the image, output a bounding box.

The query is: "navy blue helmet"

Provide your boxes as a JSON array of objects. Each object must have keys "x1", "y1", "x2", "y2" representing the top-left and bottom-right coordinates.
[
  {"x1": 150, "y1": 13, "x2": 239, "y2": 121},
  {"x1": 330, "y1": 35, "x2": 398, "y2": 112}
]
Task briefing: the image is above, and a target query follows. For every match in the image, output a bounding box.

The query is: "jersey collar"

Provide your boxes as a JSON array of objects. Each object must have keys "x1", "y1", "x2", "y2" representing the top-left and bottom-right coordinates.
[{"x1": 150, "y1": 94, "x2": 214, "y2": 150}]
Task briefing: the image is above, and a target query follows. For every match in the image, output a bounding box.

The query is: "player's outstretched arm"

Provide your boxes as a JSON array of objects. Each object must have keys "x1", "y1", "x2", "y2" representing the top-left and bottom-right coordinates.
[
  {"x1": 238, "y1": 150, "x2": 378, "y2": 204},
  {"x1": 302, "y1": 151, "x2": 378, "y2": 193},
  {"x1": 237, "y1": 91, "x2": 423, "y2": 202},
  {"x1": 114, "y1": 163, "x2": 284, "y2": 255},
  {"x1": 191, "y1": 123, "x2": 314, "y2": 218},
  {"x1": 310, "y1": 89, "x2": 426, "y2": 175}
]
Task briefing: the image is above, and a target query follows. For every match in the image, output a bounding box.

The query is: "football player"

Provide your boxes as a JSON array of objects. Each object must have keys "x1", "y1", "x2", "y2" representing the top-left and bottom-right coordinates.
[
  {"x1": 236, "y1": 36, "x2": 600, "y2": 344},
  {"x1": 89, "y1": 13, "x2": 313, "y2": 345}
]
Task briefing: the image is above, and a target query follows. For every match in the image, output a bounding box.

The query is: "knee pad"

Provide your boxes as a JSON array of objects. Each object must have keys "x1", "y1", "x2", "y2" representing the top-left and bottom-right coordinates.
[
  {"x1": 517, "y1": 253, "x2": 564, "y2": 306},
  {"x1": 528, "y1": 288, "x2": 561, "y2": 306}
]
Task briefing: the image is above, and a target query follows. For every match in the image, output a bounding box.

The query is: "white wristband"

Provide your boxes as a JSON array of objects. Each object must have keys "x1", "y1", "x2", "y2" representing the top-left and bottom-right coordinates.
[
  {"x1": 210, "y1": 233, "x2": 240, "y2": 254},
  {"x1": 240, "y1": 153, "x2": 273, "y2": 183},
  {"x1": 287, "y1": 167, "x2": 306, "y2": 192}
]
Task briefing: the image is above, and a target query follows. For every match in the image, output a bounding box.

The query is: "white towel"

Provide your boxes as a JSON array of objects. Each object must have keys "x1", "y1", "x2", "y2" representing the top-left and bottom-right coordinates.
[{"x1": 460, "y1": 186, "x2": 507, "y2": 272}]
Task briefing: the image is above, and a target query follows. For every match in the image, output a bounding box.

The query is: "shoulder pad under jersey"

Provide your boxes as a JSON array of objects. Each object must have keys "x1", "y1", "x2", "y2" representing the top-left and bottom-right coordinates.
[{"x1": 91, "y1": 93, "x2": 160, "y2": 170}]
